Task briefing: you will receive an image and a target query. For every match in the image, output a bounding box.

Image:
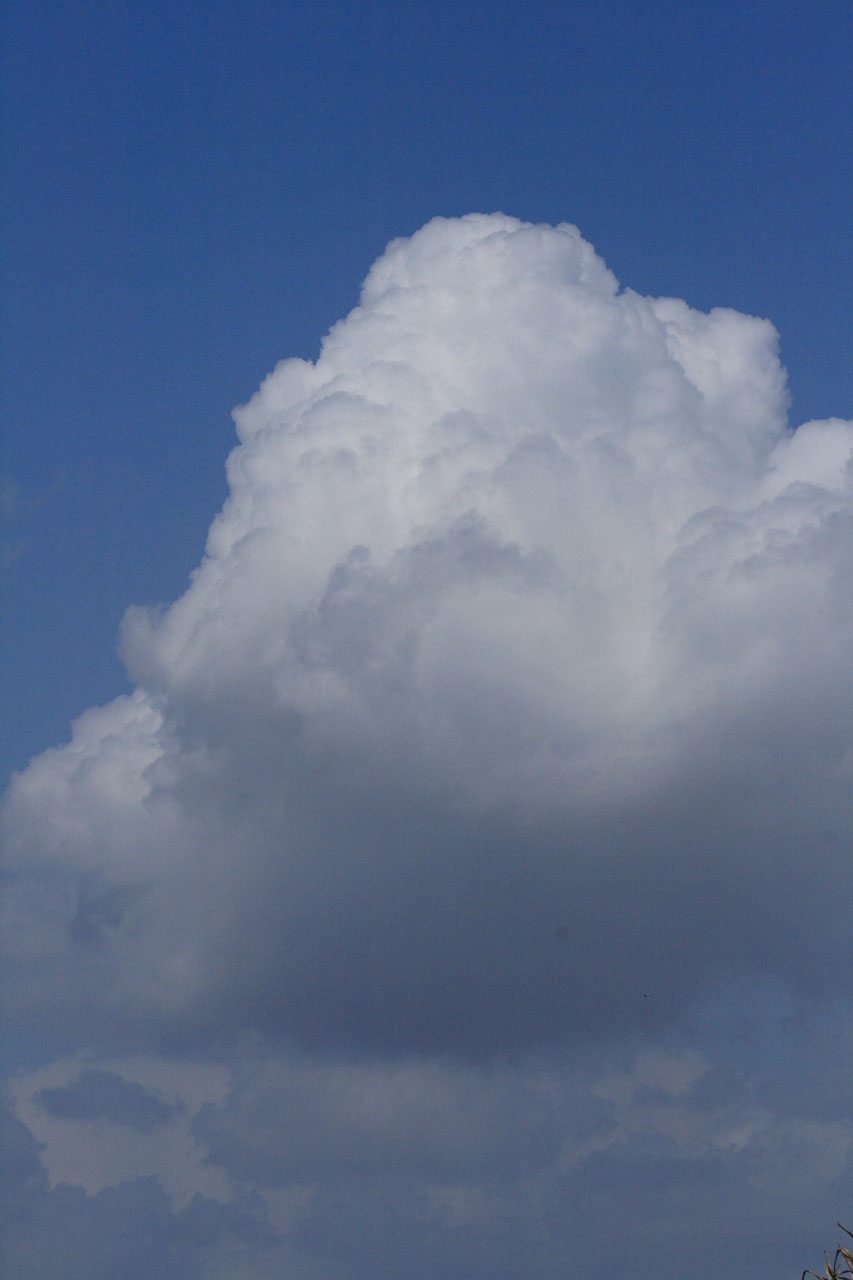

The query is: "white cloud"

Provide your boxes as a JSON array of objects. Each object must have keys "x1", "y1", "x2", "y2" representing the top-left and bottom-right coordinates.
[{"x1": 3, "y1": 213, "x2": 853, "y2": 1068}]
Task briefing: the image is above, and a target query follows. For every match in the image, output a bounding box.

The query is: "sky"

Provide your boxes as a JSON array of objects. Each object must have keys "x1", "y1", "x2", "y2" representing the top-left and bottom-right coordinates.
[{"x1": 1, "y1": 2, "x2": 852, "y2": 1278}]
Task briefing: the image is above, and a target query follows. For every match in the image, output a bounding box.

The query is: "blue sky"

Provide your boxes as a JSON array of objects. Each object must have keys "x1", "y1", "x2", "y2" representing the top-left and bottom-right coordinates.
[
  {"x1": 3, "y1": 0, "x2": 851, "y2": 780},
  {"x1": 2, "y1": 4, "x2": 853, "y2": 1278}
]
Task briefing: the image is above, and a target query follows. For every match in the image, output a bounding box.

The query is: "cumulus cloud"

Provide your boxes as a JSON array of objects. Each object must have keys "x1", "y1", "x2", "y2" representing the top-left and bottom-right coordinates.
[{"x1": 3, "y1": 214, "x2": 853, "y2": 1074}]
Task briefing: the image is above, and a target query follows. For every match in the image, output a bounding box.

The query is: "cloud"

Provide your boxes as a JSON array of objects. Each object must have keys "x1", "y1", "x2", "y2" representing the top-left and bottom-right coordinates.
[
  {"x1": 35, "y1": 1068, "x2": 175, "y2": 1131},
  {"x1": 3, "y1": 213, "x2": 853, "y2": 1070},
  {"x1": 9, "y1": 1056, "x2": 232, "y2": 1209},
  {"x1": 188, "y1": 1053, "x2": 594, "y2": 1185},
  {"x1": 5, "y1": 1021, "x2": 850, "y2": 1279},
  {"x1": 0, "y1": 1090, "x2": 276, "y2": 1280}
]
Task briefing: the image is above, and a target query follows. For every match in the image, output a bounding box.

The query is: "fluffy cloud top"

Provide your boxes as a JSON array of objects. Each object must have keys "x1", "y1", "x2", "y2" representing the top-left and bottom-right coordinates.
[{"x1": 4, "y1": 213, "x2": 853, "y2": 1058}]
